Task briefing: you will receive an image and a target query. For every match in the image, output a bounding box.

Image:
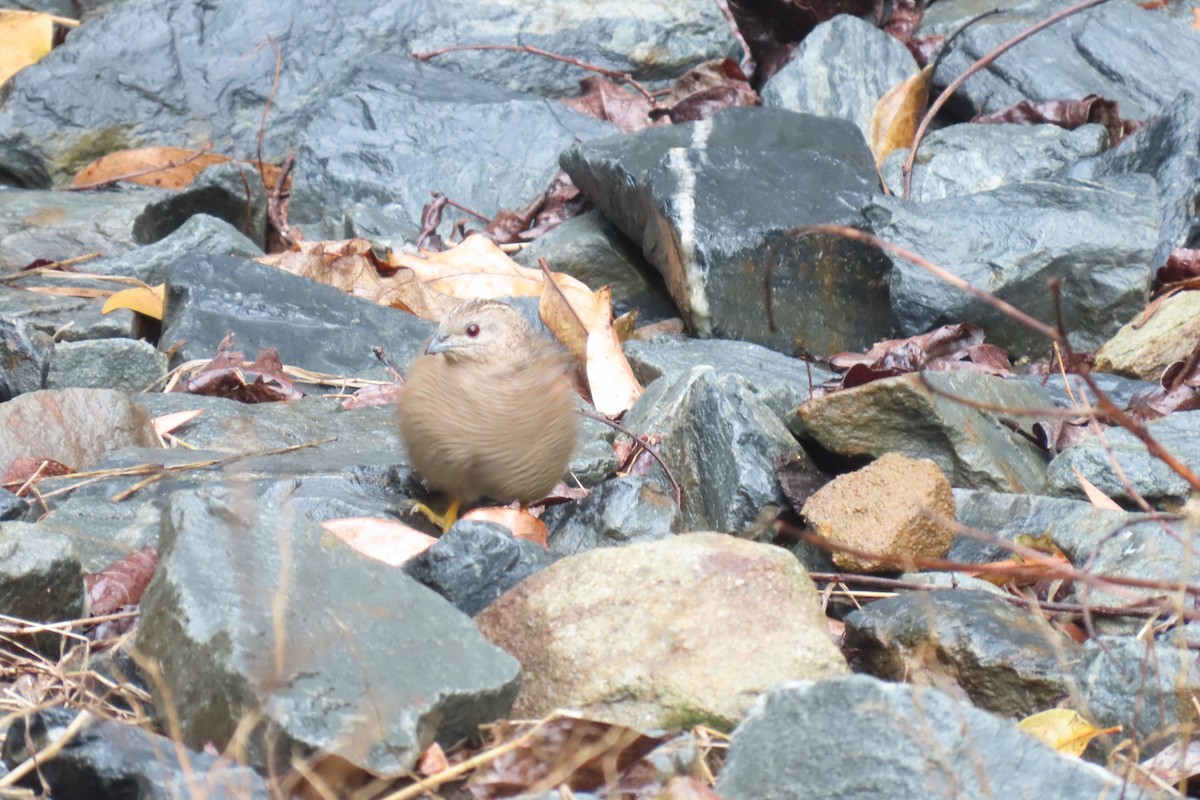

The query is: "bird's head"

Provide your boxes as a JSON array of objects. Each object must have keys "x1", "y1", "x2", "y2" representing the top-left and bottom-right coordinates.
[{"x1": 425, "y1": 299, "x2": 536, "y2": 364}]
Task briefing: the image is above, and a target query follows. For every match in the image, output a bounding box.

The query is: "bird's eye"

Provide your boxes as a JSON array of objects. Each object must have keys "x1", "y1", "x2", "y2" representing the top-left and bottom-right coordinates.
[{"x1": 465, "y1": 323, "x2": 481, "y2": 338}]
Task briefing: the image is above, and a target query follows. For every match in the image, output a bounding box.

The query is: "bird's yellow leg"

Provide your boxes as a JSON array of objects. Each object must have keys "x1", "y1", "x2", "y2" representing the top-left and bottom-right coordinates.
[{"x1": 410, "y1": 497, "x2": 461, "y2": 533}]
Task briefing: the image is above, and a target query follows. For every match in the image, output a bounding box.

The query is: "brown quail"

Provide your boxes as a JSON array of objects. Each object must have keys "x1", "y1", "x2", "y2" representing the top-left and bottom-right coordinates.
[{"x1": 397, "y1": 299, "x2": 578, "y2": 529}]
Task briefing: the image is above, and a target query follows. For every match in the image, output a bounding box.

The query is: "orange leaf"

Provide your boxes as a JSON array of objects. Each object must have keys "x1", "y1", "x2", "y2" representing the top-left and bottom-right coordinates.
[
  {"x1": 73, "y1": 147, "x2": 232, "y2": 190},
  {"x1": 869, "y1": 66, "x2": 933, "y2": 171},
  {"x1": 151, "y1": 409, "x2": 204, "y2": 439},
  {"x1": 461, "y1": 506, "x2": 549, "y2": 547},
  {"x1": 583, "y1": 285, "x2": 644, "y2": 416},
  {"x1": 1071, "y1": 466, "x2": 1122, "y2": 511},
  {"x1": 101, "y1": 284, "x2": 166, "y2": 319},
  {"x1": 321, "y1": 517, "x2": 437, "y2": 566}
]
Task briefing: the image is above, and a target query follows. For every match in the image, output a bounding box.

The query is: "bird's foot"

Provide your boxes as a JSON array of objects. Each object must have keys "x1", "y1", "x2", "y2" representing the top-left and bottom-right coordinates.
[{"x1": 409, "y1": 498, "x2": 461, "y2": 533}]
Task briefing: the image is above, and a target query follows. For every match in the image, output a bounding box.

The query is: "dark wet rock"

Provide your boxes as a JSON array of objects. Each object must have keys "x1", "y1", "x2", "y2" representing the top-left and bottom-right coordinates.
[
  {"x1": 289, "y1": 56, "x2": 616, "y2": 238},
  {"x1": 404, "y1": 519, "x2": 558, "y2": 617},
  {"x1": 160, "y1": 253, "x2": 434, "y2": 385},
  {"x1": 801, "y1": 452, "x2": 955, "y2": 573},
  {"x1": 1046, "y1": 410, "x2": 1200, "y2": 507},
  {"x1": 135, "y1": 485, "x2": 521, "y2": 775},
  {"x1": 881, "y1": 123, "x2": 1109, "y2": 201},
  {"x1": 761, "y1": 14, "x2": 919, "y2": 140},
  {"x1": 543, "y1": 475, "x2": 682, "y2": 556},
  {"x1": 0, "y1": 187, "x2": 168, "y2": 272},
  {"x1": 562, "y1": 108, "x2": 894, "y2": 356},
  {"x1": 792, "y1": 372, "x2": 1051, "y2": 493},
  {"x1": 623, "y1": 367, "x2": 799, "y2": 532},
  {"x1": 513, "y1": 210, "x2": 675, "y2": 321},
  {"x1": 845, "y1": 589, "x2": 1084, "y2": 718},
  {"x1": 85, "y1": 213, "x2": 264, "y2": 285},
  {"x1": 476, "y1": 533, "x2": 848, "y2": 731},
  {"x1": 0, "y1": 387, "x2": 158, "y2": 475},
  {"x1": 46, "y1": 338, "x2": 167, "y2": 393},
  {"x1": 34, "y1": 495, "x2": 163, "y2": 573},
  {"x1": 931, "y1": 0, "x2": 1200, "y2": 121},
  {"x1": 716, "y1": 675, "x2": 1155, "y2": 800},
  {"x1": 1081, "y1": 634, "x2": 1200, "y2": 755},
  {"x1": 0, "y1": 524, "x2": 84, "y2": 654},
  {"x1": 1, "y1": 707, "x2": 269, "y2": 800},
  {"x1": 869, "y1": 175, "x2": 1159, "y2": 355},
  {"x1": 624, "y1": 334, "x2": 835, "y2": 422},
  {"x1": 0, "y1": 282, "x2": 137, "y2": 348}
]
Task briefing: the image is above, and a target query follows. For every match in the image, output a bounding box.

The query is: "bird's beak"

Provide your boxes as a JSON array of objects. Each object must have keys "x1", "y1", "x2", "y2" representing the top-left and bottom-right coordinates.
[{"x1": 424, "y1": 331, "x2": 452, "y2": 355}]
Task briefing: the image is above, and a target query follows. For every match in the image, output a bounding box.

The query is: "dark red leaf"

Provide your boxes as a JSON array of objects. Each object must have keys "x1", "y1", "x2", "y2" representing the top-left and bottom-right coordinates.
[
  {"x1": 86, "y1": 547, "x2": 159, "y2": 616},
  {"x1": 973, "y1": 94, "x2": 1141, "y2": 147}
]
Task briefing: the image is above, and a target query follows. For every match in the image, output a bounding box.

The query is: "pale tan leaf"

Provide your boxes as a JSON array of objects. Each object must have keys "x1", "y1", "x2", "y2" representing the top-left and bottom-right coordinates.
[
  {"x1": 1017, "y1": 708, "x2": 1119, "y2": 757},
  {"x1": 151, "y1": 409, "x2": 203, "y2": 437},
  {"x1": 585, "y1": 285, "x2": 643, "y2": 416},
  {"x1": 869, "y1": 66, "x2": 932, "y2": 170},
  {"x1": 101, "y1": 284, "x2": 166, "y2": 319},
  {"x1": 1071, "y1": 466, "x2": 1122, "y2": 511},
  {"x1": 322, "y1": 517, "x2": 437, "y2": 566},
  {"x1": 0, "y1": 11, "x2": 53, "y2": 86}
]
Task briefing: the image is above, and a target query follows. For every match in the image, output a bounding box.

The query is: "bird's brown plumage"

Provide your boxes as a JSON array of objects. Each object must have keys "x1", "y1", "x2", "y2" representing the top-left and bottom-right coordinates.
[{"x1": 397, "y1": 299, "x2": 578, "y2": 506}]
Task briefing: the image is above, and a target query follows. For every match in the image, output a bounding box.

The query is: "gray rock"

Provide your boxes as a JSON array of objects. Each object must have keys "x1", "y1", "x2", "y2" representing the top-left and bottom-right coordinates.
[
  {"x1": 544, "y1": 475, "x2": 682, "y2": 556},
  {"x1": 562, "y1": 108, "x2": 894, "y2": 355},
  {"x1": 85, "y1": 212, "x2": 265, "y2": 285},
  {"x1": 404, "y1": 520, "x2": 558, "y2": 616},
  {"x1": 160, "y1": 253, "x2": 434, "y2": 385},
  {"x1": 792, "y1": 371, "x2": 1051, "y2": 493},
  {"x1": 881, "y1": 123, "x2": 1109, "y2": 201},
  {"x1": 1081, "y1": 634, "x2": 1200, "y2": 754},
  {"x1": 844, "y1": 589, "x2": 1084, "y2": 717},
  {"x1": 0, "y1": 525, "x2": 84, "y2": 655},
  {"x1": 716, "y1": 675, "x2": 1155, "y2": 800},
  {"x1": 1068, "y1": 91, "x2": 1200, "y2": 267},
  {"x1": 0, "y1": 388, "x2": 158, "y2": 475},
  {"x1": 290, "y1": 55, "x2": 616, "y2": 238},
  {"x1": 35, "y1": 496, "x2": 163, "y2": 573},
  {"x1": 0, "y1": 315, "x2": 53, "y2": 399},
  {"x1": 46, "y1": 338, "x2": 167, "y2": 393},
  {"x1": 871, "y1": 174, "x2": 1159, "y2": 355},
  {"x1": 624, "y1": 334, "x2": 835, "y2": 422},
  {"x1": 135, "y1": 485, "x2": 521, "y2": 774},
  {"x1": 513, "y1": 210, "x2": 675, "y2": 321},
  {"x1": 1046, "y1": 411, "x2": 1200, "y2": 507},
  {"x1": 760, "y1": 14, "x2": 919, "y2": 141},
  {"x1": 623, "y1": 367, "x2": 800, "y2": 532},
  {"x1": 932, "y1": 0, "x2": 1200, "y2": 121},
  {"x1": 476, "y1": 533, "x2": 849, "y2": 731},
  {"x1": 1, "y1": 707, "x2": 269, "y2": 800},
  {"x1": 0, "y1": 187, "x2": 167, "y2": 272}
]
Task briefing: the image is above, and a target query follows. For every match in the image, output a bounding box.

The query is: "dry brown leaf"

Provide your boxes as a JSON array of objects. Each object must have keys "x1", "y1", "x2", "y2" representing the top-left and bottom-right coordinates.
[
  {"x1": 1017, "y1": 708, "x2": 1118, "y2": 757},
  {"x1": 340, "y1": 383, "x2": 404, "y2": 410},
  {"x1": 101, "y1": 284, "x2": 166, "y2": 319},
  {"x1": 0, "y1": 10, "x2": 54, "y2": 86},
  {"x1": 870, "y1": 66, "x2": 932, "y2": 171},
  {"x1": 72, "y1": 147, "x2": 233, "y2": 190},
  {"x1": 321, "y1": 517, "x2": 437, "y2": 566},
  {"x1": 461, "y1": 506, "x2": 550, "y2": 547},
  {"x1": 2, "y1": 456, "x2": 73, "y2": 495},
  {"x1": 85, "y1": 547, "x2": 159, "y2": 616},
  {"x1": 1071, "y1": 466, "x2": 1122, "y2": 511}
]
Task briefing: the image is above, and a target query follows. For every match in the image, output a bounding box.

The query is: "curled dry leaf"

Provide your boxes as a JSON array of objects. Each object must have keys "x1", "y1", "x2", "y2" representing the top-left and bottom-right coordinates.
[
  {"x1": 321, "y1": 517, "x2": 437, "y2": 566},
  {"x1": 101, "y1": 284, "x2": 166, "y2": 319},
  {"x1": 85, "y1": 546, "x2": 159, "y2": 616},
  {"x1": 175, "y1": 335, "x2": 303, "y2": 403},
  {"x1": 461, "y1": 507, "x2": 549, "y2": 547},
  {"x1": 562, "y1": 75, "x2": 657, "y2": 133},
  {"x1": 870, "y1": 65, "x2": 932, "y2": 171},
  {"x1": 1017, "y1": 708, "x2": 1118, "y2": 757}
]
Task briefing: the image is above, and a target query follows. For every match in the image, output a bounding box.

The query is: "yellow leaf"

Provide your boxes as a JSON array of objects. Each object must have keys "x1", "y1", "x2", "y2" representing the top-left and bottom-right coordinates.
[
  {"x1": 869, "y1": 66, "x2": 933, "y2": 170},
  {"x1": 0, "y1": 11, "x2": 54, "y2": 86},
  {"x1": 1017, "y1": 708, "x2": 1119, "y2": 757},
  {"x1": 101, "y1": 284, "x2": 166, "y2": 319}
]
